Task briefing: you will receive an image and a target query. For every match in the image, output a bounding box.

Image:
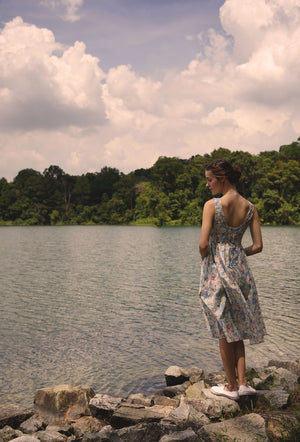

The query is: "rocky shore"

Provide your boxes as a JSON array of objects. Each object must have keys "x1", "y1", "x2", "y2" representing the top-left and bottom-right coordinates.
[{"x1": 0, "y1": 359, "x2": 299, "y2": 442}]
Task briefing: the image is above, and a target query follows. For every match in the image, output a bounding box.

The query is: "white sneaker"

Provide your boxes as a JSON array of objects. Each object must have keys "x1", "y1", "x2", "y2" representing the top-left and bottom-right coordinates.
[
  {"x1": 239, "y1": 385, "x2": 256, "y2": 396},
  {"x1": 211, "y1": 385, "x2": 239, "y2": 400}
]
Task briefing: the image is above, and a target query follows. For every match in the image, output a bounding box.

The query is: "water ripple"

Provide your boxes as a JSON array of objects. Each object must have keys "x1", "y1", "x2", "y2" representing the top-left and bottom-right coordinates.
[{"x1": 0, "y1": 225, "x2": 299, "y2": 407}]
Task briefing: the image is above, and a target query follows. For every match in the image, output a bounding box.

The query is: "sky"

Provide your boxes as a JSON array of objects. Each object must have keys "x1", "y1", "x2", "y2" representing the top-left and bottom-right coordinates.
[{"x1": 0, "y1": 0, "x2": 299, "y2": 181}]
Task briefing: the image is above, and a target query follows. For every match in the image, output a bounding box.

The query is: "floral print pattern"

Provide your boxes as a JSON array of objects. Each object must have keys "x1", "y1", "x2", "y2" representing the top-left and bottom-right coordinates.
[{"x1": 199, "y1": 198, "x2": 266, "y2": 344}]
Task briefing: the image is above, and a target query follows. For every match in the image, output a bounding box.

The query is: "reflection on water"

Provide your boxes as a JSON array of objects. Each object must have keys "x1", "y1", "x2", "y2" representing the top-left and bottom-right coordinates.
[{"x1": 0, "y1": 225, "x2": 299, "y2": 407}]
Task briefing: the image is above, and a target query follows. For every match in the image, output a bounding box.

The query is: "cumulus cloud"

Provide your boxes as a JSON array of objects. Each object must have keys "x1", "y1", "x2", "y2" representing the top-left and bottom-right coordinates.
[
  {"x1": 0, "y1": 17, "x2": 105, "y2": 131},
  {"x1": 41, "y1": 0, "x2": 84, "y2": 22},
  {"x1": 0, "y1": 0, "x2": 299, "y2": 180}
]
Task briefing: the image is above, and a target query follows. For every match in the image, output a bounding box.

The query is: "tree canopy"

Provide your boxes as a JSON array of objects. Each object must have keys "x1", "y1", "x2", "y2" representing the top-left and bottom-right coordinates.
[{"x1": 1, "y1": 139, "x2": 299, "y2": 226}]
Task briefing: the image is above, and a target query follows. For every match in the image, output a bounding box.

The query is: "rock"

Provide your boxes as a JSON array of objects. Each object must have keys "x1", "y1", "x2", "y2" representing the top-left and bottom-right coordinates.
[
  {"x1": 45, "y1": 424, "x2": 73, "y2": 436},
  {"x1": 162, "y1": 382, "x2": 190, "y2": 398},
  {"x1": 245, "y1": 367, "x2": 259, "y2": 379},
  {"x1": 204, "y1": 371, "x2": 226, "y2": 387},
  {"x1": 20, "y1": 414, "x2": 46, "y2": 434},
  {"x1": 89, "y1": 394, "x2": 124, "y2": 420},
  {"x1": 7, "y1": 437, "x2": 39, "y2": 442},
  {"x1": 185, "y1": 367, "x2": 204, "y2": 384},
  {"x1": 71, "y1": 416, "x2": 104, "y2": 438},
  {"x1": 0, "y1": 425, "x2": 23, "y2": 441},
  {"x1": 261, "y1": 410, "x2": 299, "y2": 440},
  {"x1": 252, "y1": 376, "x2": 272, "y2": 390},
  {"x1": 261, "y1": 367, "x2": 298, "y2": 392},
  {"x1": 167, "y1": 397, "x2": 210, "y2": 424},
  {"x1": 159, "y1": 428, "x2": 199, "y2": 442},
  {"x1": 199, "y1": 388, "x2": 240, "y2": 416},
  {"x1": 164, "y1": 366, "x2": 189, "y2": 387},
  {"x1": 268, "y1": 359, "x2": 300, "y2": 377},
  {"x1": 110, "y1": 404, "x2": 174, "y2": 429},
  {"x1": 153, "y1": 397, "x2": 179, "y2": 408},
  {"x1": 263, "y1": 390, "x2": 290, "y2": 408},
  {"x1": 116, "y1": 422, "x2": 178, "y2": 442},
  {"x1": 185, "y1": 381, "x2": 205, "y2": 399},
  {"x1": 34, "y1": 385, "x2": 95, "y2": 424},
  {"x1": 126, "y1": 393, "x2": 153, "y2": 407},
  {"x1": 211, "y1": 374, "x2": 227, "y2": 386},
  {"x1": 0, "y1": 404, "x2": 33, "y2": 430},
  {"x1": 81, "y1": 424, "x2": 120, "y2": 442},
  {"x1": 201, "y1": 413, "x2": 268, "y2": 441},
  {"x1": 35, "y1": 429, "x2": 67, "y2": 441},
  {"x1": 85, "y1": 424, "x2": 119, "y2": 441}
]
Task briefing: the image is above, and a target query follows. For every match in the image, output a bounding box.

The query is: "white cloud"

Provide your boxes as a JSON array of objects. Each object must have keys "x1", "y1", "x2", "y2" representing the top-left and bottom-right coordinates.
[
  {"x1": 0, "y1": 0, "x2": 299, "y2": 180},
  {"x1": 41, "y1": 0, "x2": 84, "y2": 22},
  {"x1": 0, "y1": 17, "x2": 105, "y2": 131}
]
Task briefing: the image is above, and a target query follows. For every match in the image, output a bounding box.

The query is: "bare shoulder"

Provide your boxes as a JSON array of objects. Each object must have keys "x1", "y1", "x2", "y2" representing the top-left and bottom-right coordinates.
[
  {"x1": 251, "y1": 205, "x2": 260, "y2": 219},
  {"x1": 204, "y1": 198, "x2": 215, "y2": 209},
  {"x1": 203, "y1": 198, "x2": 215, "y2": 221}
]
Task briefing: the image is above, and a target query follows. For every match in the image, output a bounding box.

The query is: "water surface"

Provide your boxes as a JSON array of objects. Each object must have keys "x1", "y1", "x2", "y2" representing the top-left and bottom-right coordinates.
[{"x1": 0, "y1": 226, "x2": 299, "y2": 407}]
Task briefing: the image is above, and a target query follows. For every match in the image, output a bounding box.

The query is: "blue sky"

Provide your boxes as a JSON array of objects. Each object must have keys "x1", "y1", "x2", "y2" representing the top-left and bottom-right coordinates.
[
  {"x1": 0, "y1": 0, "x2": 299, "y2": 180},
  {"x1": 1, "y1": 0, "x2": 225, "y2": 74}
]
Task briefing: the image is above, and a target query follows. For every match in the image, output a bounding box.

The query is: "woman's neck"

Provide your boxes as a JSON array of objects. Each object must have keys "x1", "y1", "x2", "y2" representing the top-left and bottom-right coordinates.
[{"x1": 221, "y1": 182, "x2": 237, "y2": 196}]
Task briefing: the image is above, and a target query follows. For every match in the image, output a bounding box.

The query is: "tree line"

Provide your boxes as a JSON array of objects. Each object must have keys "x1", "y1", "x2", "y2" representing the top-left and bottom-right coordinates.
[{"x1": 0, "y1": 139, "x2": 299, "y2": 226}]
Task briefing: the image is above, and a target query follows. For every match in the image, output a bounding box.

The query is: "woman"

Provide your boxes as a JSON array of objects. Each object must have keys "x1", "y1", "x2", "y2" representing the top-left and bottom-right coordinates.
[{"x1": 199, "y1": 159, "x2": 266, "y2": 400}]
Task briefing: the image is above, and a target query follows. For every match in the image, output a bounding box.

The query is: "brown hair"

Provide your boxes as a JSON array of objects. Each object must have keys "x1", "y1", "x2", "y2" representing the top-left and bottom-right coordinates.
[{"x1": 206, "y1": 159, "x2": 241, "y2": 184}]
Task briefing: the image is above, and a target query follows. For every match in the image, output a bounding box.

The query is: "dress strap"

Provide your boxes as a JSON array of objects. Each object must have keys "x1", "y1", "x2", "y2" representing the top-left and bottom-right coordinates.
[{"x1": 214, "y1": 198, "x2": 223, "y2": 219}]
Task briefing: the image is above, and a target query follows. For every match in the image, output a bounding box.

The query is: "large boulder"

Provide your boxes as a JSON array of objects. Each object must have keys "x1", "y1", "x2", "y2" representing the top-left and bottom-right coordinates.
[
  {"x1": 34, "y1": 385, "x2": 95, "y2": 424},
  {"x1": 0, "y1": 404, "x2": 33, "y2": 430},
  {"x1": 200, "y1": 413, "x2": 268, "y2": 441}
]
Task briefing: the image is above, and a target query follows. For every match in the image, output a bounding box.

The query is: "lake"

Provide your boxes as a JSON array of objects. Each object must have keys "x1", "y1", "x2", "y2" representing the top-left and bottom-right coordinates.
[{"x1": 0, "y1": 225, "x2": 299, "y2": 408}]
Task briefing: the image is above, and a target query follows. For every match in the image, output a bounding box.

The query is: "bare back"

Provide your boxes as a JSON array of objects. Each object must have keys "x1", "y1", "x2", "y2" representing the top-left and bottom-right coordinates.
[{"x1": 220, "y1": 193, "x2": 250, "y2": 227}]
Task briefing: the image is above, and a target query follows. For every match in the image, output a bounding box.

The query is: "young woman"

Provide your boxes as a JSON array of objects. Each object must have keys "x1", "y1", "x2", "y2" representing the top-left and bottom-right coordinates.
[{"x1": 199, "y1": 159, "x2": 266, "y2": 400}]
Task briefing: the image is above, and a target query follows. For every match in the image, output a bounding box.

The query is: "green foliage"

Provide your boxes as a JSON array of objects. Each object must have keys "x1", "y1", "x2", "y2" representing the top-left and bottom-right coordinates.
[{"x1": 0, "y1": 139, "x2": 299, "y2": 226}]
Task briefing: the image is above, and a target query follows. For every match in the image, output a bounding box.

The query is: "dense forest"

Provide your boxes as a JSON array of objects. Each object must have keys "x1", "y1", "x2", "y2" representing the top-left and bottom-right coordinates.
[{"x1": 0, "y1": 139, "x2": 299, "y2": 226}]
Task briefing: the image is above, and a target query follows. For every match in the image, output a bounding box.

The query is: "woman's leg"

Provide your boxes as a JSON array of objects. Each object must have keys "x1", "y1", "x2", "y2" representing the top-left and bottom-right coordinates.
[
  {"x1": 218, "y1": 338, "x2": 238, "y2": 391},
  {"x1": 233, "y1": 340, "x2": 247, "y2": 387}
]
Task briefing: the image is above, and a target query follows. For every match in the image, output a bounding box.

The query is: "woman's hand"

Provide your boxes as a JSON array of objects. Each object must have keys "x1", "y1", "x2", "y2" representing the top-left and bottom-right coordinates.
[{"x1": 244, "y1": 207, "x2": 263, "y2": 256}]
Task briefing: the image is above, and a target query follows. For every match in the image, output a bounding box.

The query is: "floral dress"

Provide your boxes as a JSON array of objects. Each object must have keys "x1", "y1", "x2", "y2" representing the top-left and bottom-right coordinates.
[{"x1": 199, "y1": 198, "x2": 266, "y2": 344}]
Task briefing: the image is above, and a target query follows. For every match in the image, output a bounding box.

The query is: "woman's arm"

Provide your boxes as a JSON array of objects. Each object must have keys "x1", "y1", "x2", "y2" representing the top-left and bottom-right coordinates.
[
  {"x1": 199, "y1": 199, "x2": 215, "y2": 260},
  {"x1": 244, "y1": 206, "x2": 263, "y2": 256}
]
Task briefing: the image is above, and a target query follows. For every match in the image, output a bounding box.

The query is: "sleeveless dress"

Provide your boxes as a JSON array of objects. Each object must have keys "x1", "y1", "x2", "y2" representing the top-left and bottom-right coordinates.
[{"x1": 199, "y1": 198, "x2": 266, "y2": 344}]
